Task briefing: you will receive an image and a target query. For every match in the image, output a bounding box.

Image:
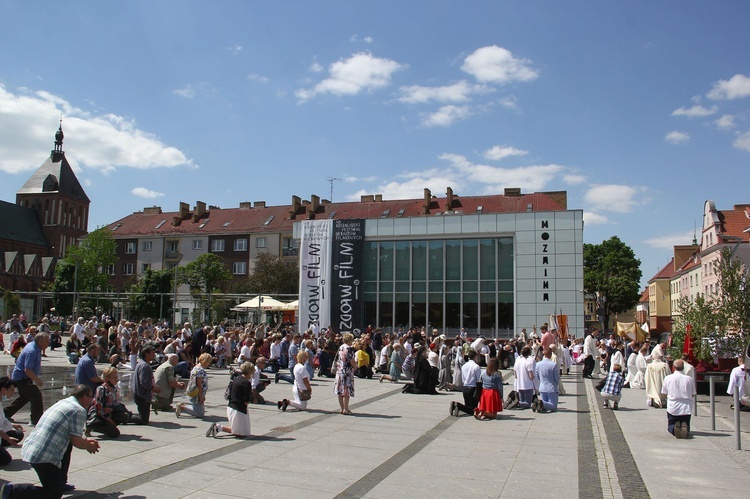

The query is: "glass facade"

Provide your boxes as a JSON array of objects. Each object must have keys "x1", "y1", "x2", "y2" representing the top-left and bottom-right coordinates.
[{"x1": 363, "y1": 237, "x2": 513, "y2": 335}]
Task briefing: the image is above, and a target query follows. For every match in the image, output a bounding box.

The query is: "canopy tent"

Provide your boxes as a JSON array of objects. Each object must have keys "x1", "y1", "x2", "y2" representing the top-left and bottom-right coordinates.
[
  {"x1": 615, "y1": 321, "x2": 646, "y2": 343},
  {"x1": 282, "y1": 299, "x2": 299, "y2": 311},
  {"x1": 231, "y1": 295, "x2": 287, "y2": 312}
]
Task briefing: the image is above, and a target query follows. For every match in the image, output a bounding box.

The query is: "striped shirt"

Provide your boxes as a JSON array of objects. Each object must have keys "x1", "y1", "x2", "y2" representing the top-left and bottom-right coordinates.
[{"x1": 22, "y1": 396, "x2": 86, "y2": 467}]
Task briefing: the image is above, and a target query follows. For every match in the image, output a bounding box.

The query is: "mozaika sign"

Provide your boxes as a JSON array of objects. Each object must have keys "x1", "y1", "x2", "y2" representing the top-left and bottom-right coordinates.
[{"x1": 298, "y1": 219, "x2": 365, "y2": 335}]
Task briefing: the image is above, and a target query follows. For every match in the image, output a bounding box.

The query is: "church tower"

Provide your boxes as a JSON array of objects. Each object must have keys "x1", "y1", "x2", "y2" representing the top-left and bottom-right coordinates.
[{"x1": 16, "y1": 123, "x2": 90, "y2": 258}]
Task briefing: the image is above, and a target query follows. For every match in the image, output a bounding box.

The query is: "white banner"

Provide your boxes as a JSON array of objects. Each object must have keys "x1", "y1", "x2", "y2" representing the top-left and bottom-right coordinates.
[{"x1": 298, "y1": 219, "x2": 333, "y2": 333}]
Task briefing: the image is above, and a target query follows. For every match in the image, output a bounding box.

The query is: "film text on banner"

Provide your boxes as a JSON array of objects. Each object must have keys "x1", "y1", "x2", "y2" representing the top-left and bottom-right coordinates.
[
  {"x1": 331, "y1": 219, "x2": 365, "y2": 335},
  {"x1": 299, "y1": 219, "x2": 332, "y2": 332}
]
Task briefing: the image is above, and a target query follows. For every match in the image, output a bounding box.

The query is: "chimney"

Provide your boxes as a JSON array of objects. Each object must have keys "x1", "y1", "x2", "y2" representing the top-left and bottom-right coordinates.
[
  {"x1": 311, "y1": 194, "x2": 320, "y2": 212},
  {"x1": 445, "y1": 187, "x2": 454, "y2": 212},
  {"x1": 361, "y1": 194, "x2": 375, "y2": 202},
  {"x1": 254, "y1": 201, "x2": 266, "y2": 208},
  {"x1": 422, "y1": 188, "x2": 431, "y2": 215},
  {"x1": 192, "y1": 201, "x2": 206, "y2": 222},
  {"x1": 239, "y1": 202, "x2": 252, "y2": 209},
  {"x1": 504, "y1": 187, "x2": 522, "y2": 197},
  {"x1": 289, "y1": 195, "x2": 301, "y2": 219},
  {"x1": 374, "y1": 194, "x2": 382, "y2": 202},
  {"x1": 178, "y1": 202, "x2": 190, "y2": 220},
  {"x1": 143, "y1": 206, "x2": 162, "y2": 214},
  {"x1": 172, "y1": 216, "x2": 182, "y2": 226}
]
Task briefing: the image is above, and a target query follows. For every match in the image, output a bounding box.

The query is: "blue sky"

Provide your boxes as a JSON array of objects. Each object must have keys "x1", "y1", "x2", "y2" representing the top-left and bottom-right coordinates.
[{"x1": 1, "y1": 1, "x2": 749, "y2": 288}]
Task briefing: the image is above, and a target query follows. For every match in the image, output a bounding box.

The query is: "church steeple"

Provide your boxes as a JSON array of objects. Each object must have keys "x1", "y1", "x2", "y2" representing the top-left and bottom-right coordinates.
[{"x1": 51, "y1": 120, "x2": 65, "y2": 162}]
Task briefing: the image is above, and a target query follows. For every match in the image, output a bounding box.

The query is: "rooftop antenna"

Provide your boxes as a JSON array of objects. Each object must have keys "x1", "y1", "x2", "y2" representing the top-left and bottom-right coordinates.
[
  {"x1": 326, "y1": 177, "x2": 341, "y2": 202},
  {"x1": 692, "y1": 221, "x2": 698, "y2": 245}
]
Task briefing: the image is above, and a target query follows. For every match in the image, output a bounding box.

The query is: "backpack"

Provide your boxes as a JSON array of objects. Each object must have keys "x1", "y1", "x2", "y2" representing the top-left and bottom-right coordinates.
[{"x1": 223, "y1": 367, "x2": 242, "y2": 401}]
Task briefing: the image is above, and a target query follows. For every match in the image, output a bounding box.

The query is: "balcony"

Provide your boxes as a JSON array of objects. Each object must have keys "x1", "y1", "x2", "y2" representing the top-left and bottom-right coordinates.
[
  {"x1": 165, "y1": 251, "x2": 181, "y2": 260},
  {"x1": 282, "y1": 247, "x2": 298, "y2": 257}
]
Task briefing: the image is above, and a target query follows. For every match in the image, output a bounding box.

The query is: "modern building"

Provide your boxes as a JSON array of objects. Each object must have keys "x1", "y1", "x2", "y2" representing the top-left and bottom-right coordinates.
[
  {"x1": 107, "y1": 187, "x2": 584, "y2": 337},
  {"x1": 0, "y1": 125, "x2": 89, "y2": 315}
]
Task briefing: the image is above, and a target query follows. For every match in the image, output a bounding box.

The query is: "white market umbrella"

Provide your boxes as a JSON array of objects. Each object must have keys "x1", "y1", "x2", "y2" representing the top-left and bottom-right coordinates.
[
  {"x1": 232, "y1": 295, "x2": 287, "y2": 311},
  {"x1": 282, "y1": 299, "x2": 299, "y2": 311}
]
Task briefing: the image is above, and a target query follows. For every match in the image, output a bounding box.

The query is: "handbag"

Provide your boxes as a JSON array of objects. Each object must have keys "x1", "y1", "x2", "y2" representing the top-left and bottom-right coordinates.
[
  {"x1": 186, "y1": 375, "x2": 200, "y2": 398},
  {"x1": 298, "y1": 389, "x2": 311, "y2": 401},
  {"x1": 595, "y1": 377, "x2": 606, "y2": 392}
]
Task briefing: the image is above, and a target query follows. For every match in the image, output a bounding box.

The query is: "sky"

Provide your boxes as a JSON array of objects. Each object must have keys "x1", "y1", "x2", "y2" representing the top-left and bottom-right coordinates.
[{"x1": 1, "y1": 1, "x2": 749, "y2": 288}]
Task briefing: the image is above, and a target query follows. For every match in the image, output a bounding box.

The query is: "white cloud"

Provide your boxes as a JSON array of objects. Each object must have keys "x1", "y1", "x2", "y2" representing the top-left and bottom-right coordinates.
[
  {"x1": 0, "y1": 84, "x2": 193, "y2": 174},
  {"x1": 644, "y1": 231, "x2": 695, "y2": 249},
  {"x1": 665, "y1": 130, "x2": 690, "y2": 144},
  {"x1": 733, "y1": 130, "x2": 750, "y2": 152},
  {"x1": 309, "y1": 62, "x2": 323, "y2": 73},
  {"x1": 583, "y1": 212, "x2": 610, "y2": 226},
  {"x1": 227, "y1": 45, "x2": 243, "y2": 55},
  {"x1": 563, "y1": 174, "x2": 587, "y2": 185},
  {"x1": 715, "y1": 114, "x2": 735, "y2": 130},
  {"x1": 398, "y1": 81, "x2": 490, "y2": 104},
  {"x1": 584, "y1": 184, "x2": 642, "y2": 213},
  {"x1": 707, "y1": 74, "x2": 750, "y2": 100},
  {"x1": 172, "y1": 85, "x2": 196, "y2": 99},
  {"x1": 498, "y1": 96, "x2": 520, "y2": 111},
  {"x1": 131, "y1": 187, "x2": 164, "y2": 199},
  {"x1": 247, "y1": 73, "x2": 270, "y2": 84},
  {"x1": 364, "y1": 36, "x2": 374, "y2": 44},
  {"x1": 671, "y1": 105, "x2": 717, "y2": 118},
  {"x1": 420, "y1": 105, "x2": 472, "y2": 127},
  {"x1": 483, "y1": 145, "x2": 528, "y2": 161},
  {"x1": 461, "y1": 45, "x2": 538, "y2": 85},
  {"x1": 344, "y1": 175, "x2": 377, "y2": 182},
  {"x1": 439, "y1": 153, "x2": 564, "y2": 192},
  {"x1": 296, "y1": 52, "x2": 405, "y2": 102}
]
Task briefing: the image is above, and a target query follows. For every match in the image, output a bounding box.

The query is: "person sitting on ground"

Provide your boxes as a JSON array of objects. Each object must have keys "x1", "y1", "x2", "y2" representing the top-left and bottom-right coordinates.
[
  {"x1": 66, "y1": 334, "x2": 82, "y2": 364},
  {"x1": 403, "y1": 346, "x2": 438, "y2": 395},
  {"x1": 153, "y1": 354, "x2": 186, "y2": 412},
  {"x1": 317, "y1": 342, "x2": 336, "y2": 378},
  {"x1": 176, "y1": 353, "x2": 212, "y2": 419},
  {"x1": 9, "y1": 335, "x2": 26, "y2": 360},
  {"x1": 251, "y1": 357, "x2": 271, "y2": 404},
  {"x1": 601, "y1": 363, "x2": 625, "y2": 410},
  {"x1": 354, "y1": 340, "x2": 373, "y2": 379},
  {"x1": 75, "y1": 344, "x2": 104, "y2": 392},
  {"x1": 0, "y1": 377, "x2": 25, "y2": 466},
  {"x1": 86, "y1": 367, "x2": 132, "y2": 438},
  {"x1": 645, "y1": 352, "x2": 670, "y2": 408},
  {"x1": 475, "y1": 357, "x2": 503, "y2": 420},
  {"x1": 209, "y1": 361, "x2": 254, "y2": 439}
]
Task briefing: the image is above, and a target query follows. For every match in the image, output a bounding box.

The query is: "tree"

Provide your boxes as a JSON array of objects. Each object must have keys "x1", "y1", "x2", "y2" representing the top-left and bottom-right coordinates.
[
  {"x1": 129, "y1": 269, "x2": 174, "y2": 321},
  {"x1": 583, "y1": 236, "x2": 643, "y2": 332},
  {"x1": 673, "y1": 248, "x2": 750, "y2": 362},
  {"x1": 230, "y1": 253, "x2": 299, "y2": 295},
  {"x1": 3, "y1": 289, "x2": 21, "y2": 317},
  {"x1": 50, "y1": 227, "x2": 117, "y2": 316},
  {"x1": 178, "y1": 253, "x2": 231, "y2": 324}
]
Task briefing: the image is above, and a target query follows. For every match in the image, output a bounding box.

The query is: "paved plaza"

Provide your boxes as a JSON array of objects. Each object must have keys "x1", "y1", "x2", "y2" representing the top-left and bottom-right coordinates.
[{"x1": 3, "y1": 351, "x2": 750, "y2": 498}]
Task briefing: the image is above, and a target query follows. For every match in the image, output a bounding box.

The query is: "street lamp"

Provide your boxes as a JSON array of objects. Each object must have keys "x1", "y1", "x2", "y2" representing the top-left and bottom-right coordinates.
[{"x1": 172, "y1": 252, "x2": 183, "y2": 330}]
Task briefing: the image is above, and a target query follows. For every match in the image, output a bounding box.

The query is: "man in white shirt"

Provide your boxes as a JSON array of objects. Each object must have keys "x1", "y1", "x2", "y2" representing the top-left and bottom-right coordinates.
[
  {"x1": 661, "y1": 359, "x2": 696, "y2": 438},
  {"x1": 582, "y1": 330, "x2": 599, "y2": 378},
  {"x1": 181, "y1": 323, "x2": 192, "y2": 340},
  {"x1": 508, "y1": 346, "x2": 535, "y2": 409},
  {"x1": 727, "y1": 355, "x2": 750, "y2": 411},
  {"x1": 73, "y1": 317, "x2": 86, "y2": 342},
  {"x1": 450, "y1": 350, "x2": 482, "y2": 417}
]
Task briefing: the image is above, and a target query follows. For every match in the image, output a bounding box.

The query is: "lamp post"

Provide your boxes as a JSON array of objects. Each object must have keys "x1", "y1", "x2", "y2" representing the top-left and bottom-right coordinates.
[{"x1": 172, "y1": 252, "x2": 183, "y2": 330}]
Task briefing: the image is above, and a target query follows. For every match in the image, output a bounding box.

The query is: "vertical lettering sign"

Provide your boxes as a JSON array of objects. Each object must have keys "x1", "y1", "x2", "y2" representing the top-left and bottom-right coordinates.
[
  {"x1": 540, "y1": 219, "x2": 552, "y2": 302},
  {"x1": 331, "y1": 219, "x2": 365, "y2": 335},
  {"x1": 299, "y1": 219, "x2": 333, "y2": 332}
]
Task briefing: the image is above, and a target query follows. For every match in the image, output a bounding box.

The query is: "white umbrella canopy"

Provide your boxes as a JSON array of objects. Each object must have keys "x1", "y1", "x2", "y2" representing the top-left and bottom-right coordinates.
[
  {"x1": 282, "y1": 299, "x2": 299, "y2": 311},
  {"x1": 232, "y1": 295, "x2": 287, "y2": 311}
]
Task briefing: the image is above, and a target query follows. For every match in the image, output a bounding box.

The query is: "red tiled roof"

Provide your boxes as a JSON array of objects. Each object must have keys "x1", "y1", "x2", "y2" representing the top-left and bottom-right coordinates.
[
  {"x1": 106, "y1": 191, "x2": 568, "y2": 238},
  {"x1": 718, "y1": 209, "x2": 750, "y2": 242},
  {"x1": 648, "y1": 258, "x2": 676, "y2": 282},
  {"x1": 639, "y1": 287, "x2": 649, "y2": 302}
]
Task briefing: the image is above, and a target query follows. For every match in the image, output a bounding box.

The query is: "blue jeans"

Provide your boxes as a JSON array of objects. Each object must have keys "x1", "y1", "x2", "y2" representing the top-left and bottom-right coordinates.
[
  {"x1": 540, "y1": 391, "x2": 558, "y2": 412},
  {"x1": 174, "y1": 361, "x2": 190, "y2": 378},
  {"x1": 518, "y1": 389, "x2": 534, "y2": 409}
]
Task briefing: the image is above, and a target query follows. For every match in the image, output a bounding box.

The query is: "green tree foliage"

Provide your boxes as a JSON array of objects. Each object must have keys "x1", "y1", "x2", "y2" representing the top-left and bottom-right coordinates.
[
  {"x1": 129, "y1": 268, "x2": 174, "y2": 320},
  {"x1": 50, "y1": 227, "x2": 117, "y2": 316},
  {"x1": 583, "y1": 236, "x2": 643, "y2": 331},
  {"x1": 673, "y1": 248, "x2": 750, "y2": 362},
  {"x1": 3, "y1": 290, "x2": 21, "y2": 317},
  {"x1": 178, "y1": 253, "x2": 231, "y2": 324},
  {"x1": 230, "y1": 253, "x2": 299, "y2": 295}
]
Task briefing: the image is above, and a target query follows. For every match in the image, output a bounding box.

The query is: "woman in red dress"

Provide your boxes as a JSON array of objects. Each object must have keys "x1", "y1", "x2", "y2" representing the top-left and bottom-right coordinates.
[{"x1": 476, "y1": 357, "x2": 503, "y2": 420}]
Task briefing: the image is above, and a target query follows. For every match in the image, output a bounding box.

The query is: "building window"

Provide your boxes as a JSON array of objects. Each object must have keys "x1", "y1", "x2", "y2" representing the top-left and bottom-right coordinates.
[
  {"x1": 143, "y1": 241, "x2": 152, "y2": 251},
  {"x1": 256, "y1": 237, "x2": 266, "y2": 248},
  {"x1": 142, "y1": 263, "x2": 151, "y2": 272},
  {"x1": 282, "y1": 238, "x2": 298, "y2": 257},
  {"x1": 212, "y1": 239, "x2": 225, "y2": 252},
  {"x1": 104, "y1": 265, "x2": 115, "y2": 275},
  {"x1": 167, "y1": 240, "x2": 179, "y2": 252},
  {"x1": 124, "y1": 242, "x2": 136, "y2": 254},
  {"x1": 123, "y1": 263, "x2": 134, "y2": 275},
  {"x1": 193, "y1": 240, "x2": 203, "y2": 250},
  {"x1": 232, "y1": 262, "x2": 247, "y2": 275},
  {"x1": 234, "y1": 239, "x2": 248, "y2": 252}
]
